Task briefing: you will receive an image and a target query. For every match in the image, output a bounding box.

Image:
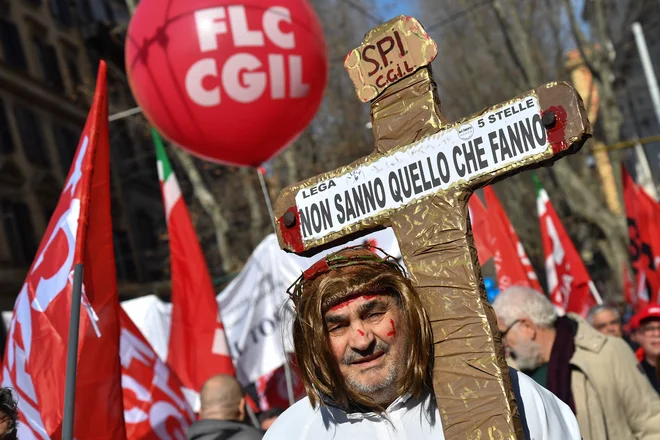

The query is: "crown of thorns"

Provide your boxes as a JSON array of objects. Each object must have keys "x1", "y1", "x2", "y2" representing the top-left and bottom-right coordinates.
[{"x1": 287, "y1": 244, "x2": 404, "y2": 302}]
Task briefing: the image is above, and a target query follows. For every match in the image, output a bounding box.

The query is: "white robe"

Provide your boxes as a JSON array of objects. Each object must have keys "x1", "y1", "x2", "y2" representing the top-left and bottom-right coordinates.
[{"x1": 263, "y1": 370, "x2": 580, "y2": 440}]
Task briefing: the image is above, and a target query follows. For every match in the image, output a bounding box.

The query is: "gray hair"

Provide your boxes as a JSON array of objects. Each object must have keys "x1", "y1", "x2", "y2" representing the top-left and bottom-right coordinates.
[
  {"x1": 492, "y1": 286, "x2": 557, "y2": 328},
  {"x1": 586, "y1": 304, "x2": 620, "y2": 325}
]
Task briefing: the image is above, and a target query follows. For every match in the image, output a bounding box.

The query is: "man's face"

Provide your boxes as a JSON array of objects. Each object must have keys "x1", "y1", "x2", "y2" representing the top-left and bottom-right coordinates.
[
  {"x1": 591, "y1": 309, "x2": 622, "y2": 337},
  {"x1": 0, "y1": 410, "x2": 14, "y2": 440},
  {"x1": 497, "y1": 317, "x2": 544, "y2": 371},
  {"x1": 638, "y1": 318, "x2": 660, "y2": 360},
  {"x1": 324, "y1": 293, "x2": 407, "y2": 405}
]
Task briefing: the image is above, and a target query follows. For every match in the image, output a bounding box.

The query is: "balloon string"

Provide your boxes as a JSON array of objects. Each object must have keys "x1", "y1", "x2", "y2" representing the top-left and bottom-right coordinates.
[{"x1": 257, "y1": 168, "x2": 277, "y2": 234}]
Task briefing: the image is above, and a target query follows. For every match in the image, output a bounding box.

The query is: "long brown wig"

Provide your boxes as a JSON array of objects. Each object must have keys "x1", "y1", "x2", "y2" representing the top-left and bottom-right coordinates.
[{"x1": 289, "y1": 246, "x2": 434, "y2": 411}]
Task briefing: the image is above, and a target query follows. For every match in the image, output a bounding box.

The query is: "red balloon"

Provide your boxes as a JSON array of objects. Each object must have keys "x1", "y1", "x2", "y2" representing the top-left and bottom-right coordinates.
[{"x1": 125, "y1": 0, "x2": 327, "y2": 166}]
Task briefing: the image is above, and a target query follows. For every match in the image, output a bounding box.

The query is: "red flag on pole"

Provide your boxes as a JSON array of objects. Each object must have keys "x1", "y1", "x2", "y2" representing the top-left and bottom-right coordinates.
[
  {"x1": 152, "y1": 131, "x2": 235, "y2": 404},
  {"x1": 120, "y1": 310, "x2": 194, "y2": 439},
  {"x1": 623, "y1": 263, "x2": 636, "y2": 310},
  {"x1": 2, "y1": 61, "x2": 126, "y2": 438},
  {"x1": 638, "y1": 186, "x2": 660, "y2": 303},
  {"x1": 468, "y1": 193, "x2": 494, "y2": 263},
  {"x1": 255, "y1": 355, "x2": 306, "y2": 411},
  {"x1": 535, "y1": 176, "x2": 601, "y2": 317},
  {"x1": 622, "y1": 166, "x2": 659, "y2": 306},
  {"x1": 484, "y1": 187, "x2": 542, "y2": 292}
]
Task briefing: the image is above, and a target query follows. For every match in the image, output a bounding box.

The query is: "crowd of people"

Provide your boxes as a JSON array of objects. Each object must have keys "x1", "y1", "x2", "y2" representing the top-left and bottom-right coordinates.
[{"x1": 2, "y1": 245, "x2": 659, "y2": 439}]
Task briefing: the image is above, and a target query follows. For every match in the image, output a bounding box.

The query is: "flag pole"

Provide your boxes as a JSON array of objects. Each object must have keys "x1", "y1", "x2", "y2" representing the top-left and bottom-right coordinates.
[
  {"x1": 256, "y1": 167, "x2": 295, "y2": 406},
  {"x1": 62, "y1": 263, "x2": 84, "y2": 440}
]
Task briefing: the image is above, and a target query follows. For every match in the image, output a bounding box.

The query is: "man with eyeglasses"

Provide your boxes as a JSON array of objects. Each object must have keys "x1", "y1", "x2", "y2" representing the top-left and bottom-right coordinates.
[
  {"x1": 493, "y1": 286, "x2": 660, "y2": 440},
  {"x1": 633, "y1": 305, "x2": 660, "y2": 393}
]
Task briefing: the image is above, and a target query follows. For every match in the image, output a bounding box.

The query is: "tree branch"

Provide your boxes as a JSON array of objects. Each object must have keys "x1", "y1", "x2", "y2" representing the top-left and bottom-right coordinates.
[
  {"x1": 491, "y1": 0, "x2": 532, "y2": 87},
  {"x1": 562, "y1": 0, "x2": 603, "y2": 82},
  {"x1": 170, "y1": 147, "x2": 236, "y2": 274}
]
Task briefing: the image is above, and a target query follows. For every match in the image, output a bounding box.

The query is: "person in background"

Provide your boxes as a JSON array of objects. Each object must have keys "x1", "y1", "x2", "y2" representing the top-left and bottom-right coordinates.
[
  {"x1": 632, "y1": 305, "x2": 660, "y2": 393},
  {"x1": 626, "y1": 313, "x2": 641, "y2": 351},
  {"x1": 257, "y1": 408, "x2": 283, "y2": 431},
  {"x1": 187, "y1": 375, "x2": 264, "y2": 440},
  {"x1": 586, "y1": 304, "x2": 622, "y2": 337},
  {"x1": 0, "y1": 388, "x2": 17, "y2": 440},
  {"x1": 493, "y1": 286, "x2": 660, "y2": 440}
]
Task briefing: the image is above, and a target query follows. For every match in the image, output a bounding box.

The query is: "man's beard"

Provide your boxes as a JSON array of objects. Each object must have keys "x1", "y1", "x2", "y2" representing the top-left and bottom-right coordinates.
[
  {"x1": 342, "y1": 339, "x2": 402, "y2": 400},
  {"x1": 512, "y1": 338, "x2": 544, "y2": 371}
]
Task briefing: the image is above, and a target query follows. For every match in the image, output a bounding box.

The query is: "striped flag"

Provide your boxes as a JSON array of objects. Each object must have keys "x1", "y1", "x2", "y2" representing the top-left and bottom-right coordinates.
[
  {"x1": 484, "y1": 186, "x2": 541, "y2": 292},
  {"x1": 535, "y1": 175, "x2": 601, "y2": 316},
  {"x1": 153, "y1": 131, "x2": 235, "y2": 409}
]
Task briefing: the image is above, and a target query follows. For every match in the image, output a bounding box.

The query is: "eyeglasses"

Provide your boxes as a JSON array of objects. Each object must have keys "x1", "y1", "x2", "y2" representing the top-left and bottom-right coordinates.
[
  {"x1": 501, "y1": 319, "x2": 521, "y2": 340},
  {"x1": 640, "y1": 324, "x2": 660, "y2": 335}
]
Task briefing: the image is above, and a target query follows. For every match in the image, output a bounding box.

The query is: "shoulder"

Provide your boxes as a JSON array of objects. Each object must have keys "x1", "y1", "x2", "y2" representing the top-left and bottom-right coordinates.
[
  {"x1": 233, "y1": 426, "x2": 266, "y2": 440},
  {"x1": 514, "y1": 370, "x2": 582, "y2": 439},
  {"x1": 263, "y1": 397, "x2": 321, "y2": 440}
]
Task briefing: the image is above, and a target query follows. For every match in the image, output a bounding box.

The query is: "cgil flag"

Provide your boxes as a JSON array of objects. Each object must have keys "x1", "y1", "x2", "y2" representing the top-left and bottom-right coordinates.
[
  {"x1": 535, "y1": 175, "x2": 601, "y2": 317},
  {"x1": 153, "y1": 130, "x2": 235, "y2": 409},
  {"x1": 484, "y1": 186, "x2": 541, "y2": 292},
  {"x1": 2, "y1": 61, "x2": 126, "y2": 438},
  {"x1": 120, "y1": 310, "x2": 194, "y2": 439},
  {"x1": 468, "y1": 193, "x2": 494, "y2": 264},
  {"x1": 622, "y1": 166, "x2": 660, "y2": 307}
]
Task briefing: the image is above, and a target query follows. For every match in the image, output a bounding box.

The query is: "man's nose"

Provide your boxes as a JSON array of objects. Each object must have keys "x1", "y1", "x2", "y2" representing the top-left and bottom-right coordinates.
[{"x1": 348, "y1": 323, "x2": 373, "y2": 350}]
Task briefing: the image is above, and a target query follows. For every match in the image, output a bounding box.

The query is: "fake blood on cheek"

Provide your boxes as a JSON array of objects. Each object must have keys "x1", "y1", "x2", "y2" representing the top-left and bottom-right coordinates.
[{"x1": 387, "y1": 319, "x2": 396, "y2": 336}]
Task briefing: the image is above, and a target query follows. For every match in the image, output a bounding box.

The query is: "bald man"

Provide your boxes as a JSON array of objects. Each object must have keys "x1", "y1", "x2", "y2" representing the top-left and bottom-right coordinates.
[{"x1": 187, "y1": 375, "x2": 264, "y2": 440}]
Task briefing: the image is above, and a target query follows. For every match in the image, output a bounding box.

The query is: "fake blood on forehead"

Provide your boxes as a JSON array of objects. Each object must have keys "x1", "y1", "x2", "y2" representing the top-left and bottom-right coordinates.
[{"x1": 329, "y1": 294, "x2": 377, "y2": 312}]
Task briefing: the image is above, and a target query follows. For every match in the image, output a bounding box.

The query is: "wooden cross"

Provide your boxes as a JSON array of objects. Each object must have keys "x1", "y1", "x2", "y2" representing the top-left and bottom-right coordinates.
[{"x1": 274, "y1": 15, "x2": 590, "y2": 439}]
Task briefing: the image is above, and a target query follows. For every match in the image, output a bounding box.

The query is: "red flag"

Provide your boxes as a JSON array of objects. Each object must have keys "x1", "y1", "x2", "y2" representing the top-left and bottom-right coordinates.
[
  {"x1": 120, "y1": 310, "x2": 194, "y2": 439},
  {"x1": 255, "y1": 356, "x2": 305, "y2": 411},
  {"x1": 484, "y1": 187, "x2": 542, "y2": 292},
  {"x1": 153, "y1": 131, "x2": 235, "y2": 401},
  {"x1": 2, "y1": 62, "x2": 126, "y2": 438},
  {"x1": 638, "y1": 186, "x2": 660, "y2": 302},
  {"x1": 623, "y1": 263, "x2": 636, "y2": 309},
  {"x1": 535, "y1": 176, "x2": 600, "y2": 317},
  {"x1": 468, "y1": 193, "x2": 494, "y2": 263},
  {"x1": 622, "y1": 167, "x2": 659, "y2": 307}
]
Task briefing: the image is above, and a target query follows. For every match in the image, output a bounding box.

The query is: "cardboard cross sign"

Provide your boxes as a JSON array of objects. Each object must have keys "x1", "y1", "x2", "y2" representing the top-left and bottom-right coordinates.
[{"x1": 274, "y1": 16, "x2": 590, "y2": 439}]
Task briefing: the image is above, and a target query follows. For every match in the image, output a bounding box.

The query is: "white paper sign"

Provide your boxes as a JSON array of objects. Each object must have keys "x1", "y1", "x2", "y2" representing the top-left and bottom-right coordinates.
[{"x1": 295, "y1": 95, "x2": 549, "y2": 242}]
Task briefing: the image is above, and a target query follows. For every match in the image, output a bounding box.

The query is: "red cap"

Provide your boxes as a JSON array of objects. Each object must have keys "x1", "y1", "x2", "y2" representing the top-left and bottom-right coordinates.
[
  {"x1": 636, "y1": 305, "x2": 660, "y2": 327},
  {"x1": 629, "y1": 313, "x2": 641, "y2": 331}
]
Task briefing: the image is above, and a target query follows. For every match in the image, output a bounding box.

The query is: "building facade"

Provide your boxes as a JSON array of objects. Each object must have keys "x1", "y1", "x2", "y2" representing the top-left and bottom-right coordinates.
[{"x1": 0, "y1": 0, "x2": 168, "y2": 309}]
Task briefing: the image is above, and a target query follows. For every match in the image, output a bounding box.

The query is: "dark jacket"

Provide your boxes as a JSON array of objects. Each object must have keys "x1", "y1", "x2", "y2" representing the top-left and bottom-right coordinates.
[{"x1": 186, "y1": 419, "x2": 264, "y2": 440}]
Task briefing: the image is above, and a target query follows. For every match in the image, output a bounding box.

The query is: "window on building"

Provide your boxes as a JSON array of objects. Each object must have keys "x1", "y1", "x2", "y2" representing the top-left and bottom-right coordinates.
[
  {"x1": 63, "y1": 46, "x2": 81, "y2": 90},
  {"x1": 114, "y1": 229, "x2": 137, "y2": 281},
  {"x1": 41, "y1": 199, "x2": 57, "y2": 224},
  {"x1": 135, "y1": 210, "x2": 159, "y2": 252},
  {"x1": 110, "y1": 120, "x2": 136, "y2": 165},
  {"x1": 0, "y1": 98, "x2": 14, "y2": 154},
  {"x1": 0, "y1": 19, "x2": 27, "y2": 71},
  {"x1": 14, "y1": 104, "x2": 50, "y2": 167},
  {"x1": 50, "y1": 0, "x2": 73, "y2": 27},
  {"x1": 53, "y1": 123, "x2": 79, "y2": 173},
  {"x1": 32, "y1": 36, "x2": 64, "y2": 90},
  {"x1": 0, "y1": 200, "x2": 37, "y2": 265}
]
